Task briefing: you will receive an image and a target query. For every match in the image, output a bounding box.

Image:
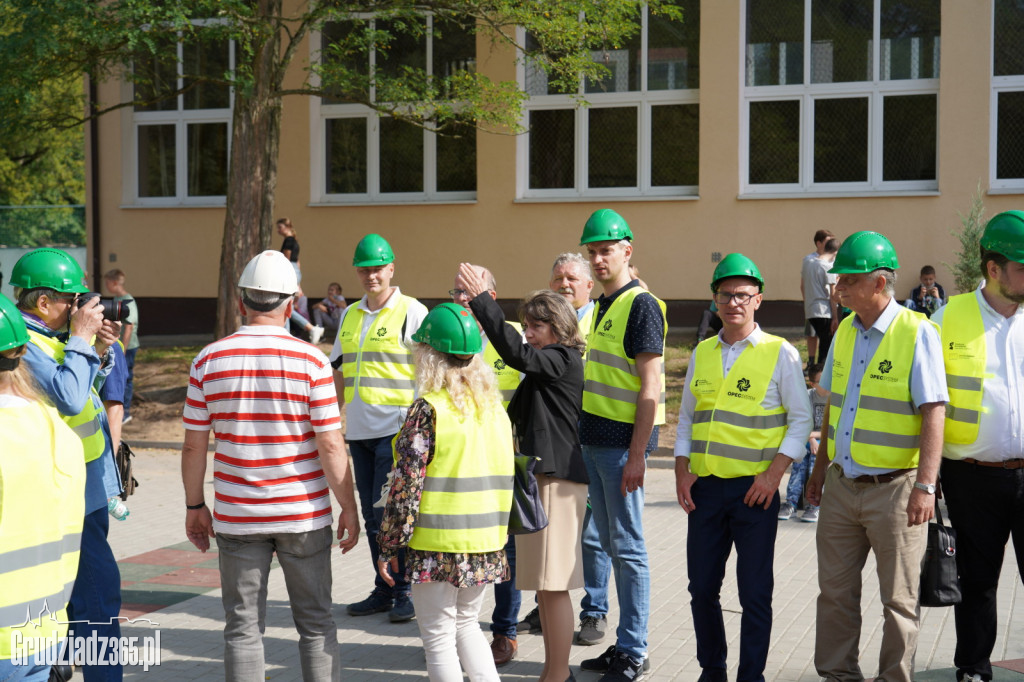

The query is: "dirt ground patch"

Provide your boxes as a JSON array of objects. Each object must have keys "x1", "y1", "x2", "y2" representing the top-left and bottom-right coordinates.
[{"x1": 120, "y1": 332, "x2": 809, "y2": 450}]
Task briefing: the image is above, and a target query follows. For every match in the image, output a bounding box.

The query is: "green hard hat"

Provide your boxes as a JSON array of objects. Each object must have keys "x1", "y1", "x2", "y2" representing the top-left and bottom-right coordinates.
[
  {"x1": 829, "y1": 231, "x2": 900, "y2": 274},
  {"x1": 980, "y1": 210, "x2": 1024, "y2": 263},
  {"x1": 353, "y1": 233, "x2": 395, "y2": 267},
  {"x1": 412, "y1": 303, "x2": 483, "y2": 355},
  {"x1": 9, "y1": 248, "x2": 89, "y2": 294},
  {"x1": 579, "y1": 209, "x2": 634, "y2": 245},
  {"x1": 0, "y1": 293, "x2": 30, "y2": 354},
  {"x1": 711, "y1": 253, "x2": 764, "y2": 292}
]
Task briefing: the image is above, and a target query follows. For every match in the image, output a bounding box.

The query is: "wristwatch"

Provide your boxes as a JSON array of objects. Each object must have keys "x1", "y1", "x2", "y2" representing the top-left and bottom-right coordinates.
[{"x1": 913, "y1": 481, "x2": 936, "y2": 494}]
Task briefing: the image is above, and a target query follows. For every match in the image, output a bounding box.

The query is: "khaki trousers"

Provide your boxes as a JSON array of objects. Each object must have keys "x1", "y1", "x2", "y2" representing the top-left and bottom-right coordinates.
[{"x1": 814, "y1": 464, "x2": 927, "y2": 682}]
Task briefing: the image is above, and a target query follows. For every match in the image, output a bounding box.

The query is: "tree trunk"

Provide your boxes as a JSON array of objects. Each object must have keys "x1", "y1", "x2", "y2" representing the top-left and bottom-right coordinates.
[{"x1": 215, "y1": 0, "x2": 284, "y2": 339}]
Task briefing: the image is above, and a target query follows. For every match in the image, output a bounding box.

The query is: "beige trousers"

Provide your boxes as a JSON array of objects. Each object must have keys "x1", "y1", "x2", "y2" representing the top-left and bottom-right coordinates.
[{"x1": 814, "y1": 464, "x2": 927, "y2": 682}]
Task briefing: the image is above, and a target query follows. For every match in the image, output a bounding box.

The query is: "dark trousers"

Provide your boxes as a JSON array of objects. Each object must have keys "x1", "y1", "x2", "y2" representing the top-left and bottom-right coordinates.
[
  {"x1": 697, "y1": 308, "x2": 723, "y2": 344},
  {"x1": 349, "y1": 436, "x2": 409, "y2": 598},
  {"x1": 941, "y1": 458, "x2": 1024, "y2": 681},
  {"x1": 490, "y1": 534, "x2": 520, "y2": 638},
  {"x1": 68, "y1": 507, "x2": 123, "y2": 681},
  {"x1": 807, "y1": 317, "x2": 833, "y2": 366},
  {"x1": 687, "y1": 475, "x2": 778, "y2": 682}
]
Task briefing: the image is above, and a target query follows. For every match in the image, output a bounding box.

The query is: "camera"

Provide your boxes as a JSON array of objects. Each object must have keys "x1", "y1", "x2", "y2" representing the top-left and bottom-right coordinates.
[{"x1": 78, "y1": 292, "x2": 133, "y2": 322}]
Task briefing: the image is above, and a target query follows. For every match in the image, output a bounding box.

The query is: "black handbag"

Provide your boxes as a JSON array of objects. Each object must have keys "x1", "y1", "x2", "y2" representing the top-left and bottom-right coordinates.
[
  {"x1": 919, "y1": 500, "x2": 961, "y2": 607},
  {"x1": 116, "y1": 440, "x2": 139, "y2": 501},
  {"x1": 507, "y1": 453, "x2": 549, "y2": 535}
]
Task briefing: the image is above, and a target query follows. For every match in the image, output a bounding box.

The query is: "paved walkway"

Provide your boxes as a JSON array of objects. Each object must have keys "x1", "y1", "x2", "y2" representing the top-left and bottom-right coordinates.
[{"x1": 109, "y1": 449, "x2": 1024, "y2": 680}]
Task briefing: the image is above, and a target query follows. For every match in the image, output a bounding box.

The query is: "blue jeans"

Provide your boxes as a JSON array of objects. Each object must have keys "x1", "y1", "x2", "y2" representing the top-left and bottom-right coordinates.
[
  {"x1": 67, "y1": 506, "x2": 122, "y2": 682},
  {"x1": 349, "y1": 436, "x2": 409, "y2": 598},
  {"x1": 123, "y1": 347, "x2": 137, "y2": 418},
  {"x1": 216, "y1": 527, "x2": 338, "y2": 681},
  {"x1": 490, "y1": 535, "x2": 520, "y2": 638},
  {"x1": 581, "y1": 445, "x2": 650, "y2": 660},
  {"x1": 580, "y1": 502, "x2": 612, "y2": 619},
  {"x1": 688, "y1": 475, "x2": 778, "y2": 682},
  {"x1": 786, "y1": 450, "x2": 816, "y2": 508}
]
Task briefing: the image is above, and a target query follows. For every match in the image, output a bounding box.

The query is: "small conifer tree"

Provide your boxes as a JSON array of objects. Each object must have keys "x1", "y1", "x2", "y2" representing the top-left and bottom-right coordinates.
[{"x1": 944, "y1": 184, "x2": 987, "y2": 294}]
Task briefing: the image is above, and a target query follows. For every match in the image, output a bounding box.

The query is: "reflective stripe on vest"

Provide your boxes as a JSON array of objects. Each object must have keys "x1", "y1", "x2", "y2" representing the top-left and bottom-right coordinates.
[
  {"x1": 483, "y1": 322, "x2": 523, "y2": 409},
  {"x1": 0, "y1": 402, "x2": 85, "y2": 657},
  {"x1": 338, "y1": 295, "x2": 417, "y2": 406},
  {"x1": 688, "y1": 334, "x2": 788, "y2": 477},
  {"x1": 940, "y1": 293, "x2": 986, "y2": 445},
  {"x1": 409, "y1": 390, "x2": 514, "y2": 553},
  {"x1": 26, "y1": 330, "x2": 106, "y2": 463},
  {"x1": 583, "y1": 288, "x2": 667, "y2": 424},
  {"x1": 826, "y1": 308, "x2": 931, "y2": 469}
]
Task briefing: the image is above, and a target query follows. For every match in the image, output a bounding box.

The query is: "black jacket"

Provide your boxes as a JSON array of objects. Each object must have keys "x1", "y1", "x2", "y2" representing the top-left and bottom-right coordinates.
[{"x1": 469, "y1": 294, "x2": 588, "y2": 484}]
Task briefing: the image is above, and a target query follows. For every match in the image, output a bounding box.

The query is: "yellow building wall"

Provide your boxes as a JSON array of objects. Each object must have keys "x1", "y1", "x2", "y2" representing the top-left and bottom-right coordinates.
[{"x1": 92, "y1": 0, "x2": 1015, "y2": 306}]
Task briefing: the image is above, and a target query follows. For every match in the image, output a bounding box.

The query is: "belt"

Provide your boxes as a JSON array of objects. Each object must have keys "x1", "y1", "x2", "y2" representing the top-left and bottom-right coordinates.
[
  {"x1": 962, "y1": 457, "x2": 1024, "y2": 470},
  {"x1": 837, "y1": 466, "x2": 914, "y2": 484}
]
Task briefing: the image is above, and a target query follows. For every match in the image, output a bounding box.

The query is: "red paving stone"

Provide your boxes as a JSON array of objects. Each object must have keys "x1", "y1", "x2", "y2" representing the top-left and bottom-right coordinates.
[
  {"x1": 119, "y1": 603, "x2": 165, "y2": 620},
  {"x1": 143, "y1": 567, "x2": 221, "y2": 588},
  {"x1": 121, "y1": 548, "x2": 218, "y2": 567},
  {"x1": 996, "y1": 660, "x2": 1024, "y2": 674}
]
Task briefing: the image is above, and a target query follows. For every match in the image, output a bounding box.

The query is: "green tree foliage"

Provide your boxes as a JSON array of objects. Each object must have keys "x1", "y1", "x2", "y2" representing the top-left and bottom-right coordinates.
[
  {"x1": 943, "y1": 183, "x2": 986, "y2": 294},
  {"x1": 0, "y1": 0, "x2": 682, "y2": 335}
]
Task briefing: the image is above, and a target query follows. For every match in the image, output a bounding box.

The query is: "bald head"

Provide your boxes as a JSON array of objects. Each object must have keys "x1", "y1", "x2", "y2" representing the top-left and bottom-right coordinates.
[{"x1": 453, "y1": 263, "x2": 497, "y2": 309}]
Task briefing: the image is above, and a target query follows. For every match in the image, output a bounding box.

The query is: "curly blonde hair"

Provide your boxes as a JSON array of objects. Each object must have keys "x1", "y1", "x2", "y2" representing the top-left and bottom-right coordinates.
[{"x1": 414, "y1": 343, "x2": 501, "y2": 419}]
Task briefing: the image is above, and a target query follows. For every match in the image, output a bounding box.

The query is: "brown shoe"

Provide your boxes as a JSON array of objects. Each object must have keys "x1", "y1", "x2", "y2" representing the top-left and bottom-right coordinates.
[{"x1": 490, "y1": 634, "x2": 518, "y2": 666}]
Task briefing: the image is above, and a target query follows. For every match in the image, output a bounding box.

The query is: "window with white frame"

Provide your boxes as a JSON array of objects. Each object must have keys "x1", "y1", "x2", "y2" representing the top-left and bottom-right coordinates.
[
  {"x1": 992, "y1": 0, "x2": 1024, "y2": 190},
  {"x1": 519, "y1": 1, "x2": 700, "y2": 199},
  {"x1": 131, "y1": 33, "x2": 232, "y2": 204},
  {"x1": 314, "y1": 15, "x2": 477, "y2": 203},
  {"x1": 741, "y1": 0, "x2": 939, "y2": 195}
]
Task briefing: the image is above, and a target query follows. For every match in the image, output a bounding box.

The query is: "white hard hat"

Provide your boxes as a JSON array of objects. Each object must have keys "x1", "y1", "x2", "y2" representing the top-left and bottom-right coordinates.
[{"x1": 238, "y1": 250, "x2": 298, "y2": 295}]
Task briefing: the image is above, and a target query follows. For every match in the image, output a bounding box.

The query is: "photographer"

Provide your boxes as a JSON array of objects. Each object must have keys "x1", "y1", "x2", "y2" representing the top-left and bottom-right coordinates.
[
  {"x1": 10, "y1": 247, "x2": 125, "y2": 681},
  {"x1": 904, "y1": 264, "x2": 947, "y2": 318}
]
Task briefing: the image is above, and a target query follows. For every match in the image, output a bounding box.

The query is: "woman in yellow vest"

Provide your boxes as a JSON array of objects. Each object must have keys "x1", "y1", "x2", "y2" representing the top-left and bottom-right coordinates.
[
  {"x1": 0, "y1": 293, "x2": 85, "y2": 681},
  {"x1": 377, "y1": 303, "x2": 514, "y2": 682}
]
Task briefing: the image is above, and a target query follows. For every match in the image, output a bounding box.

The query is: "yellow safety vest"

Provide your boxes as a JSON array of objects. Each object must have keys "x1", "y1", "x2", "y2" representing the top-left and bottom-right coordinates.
[
  {"x1": 688, "y1": 335, "x2": 788, "y2": 478},
  {"x1": 0, "y1": 401, "x2": 85, "y2": 658},
  {"x1": 27, "y1": 330, "x2": 106, "y2": 463},
  {"x1": 339, "y1": 295, "x2": 417, "y2": 406},
  {"x1": 939, "y1": 293, "x2": 987, "y2": 445},
  {"x1": 583, "y1": 288, "x2": 667, "y2": 424},
  {"x1": 826, "y1": 307, "x2": 933, "y2": 469},
  {"x1": 409, "y1": 390, "x2": 514, "y2": 554},
  {"x1": 483, "y1": 322, "x2": 523, "y2": 409}
]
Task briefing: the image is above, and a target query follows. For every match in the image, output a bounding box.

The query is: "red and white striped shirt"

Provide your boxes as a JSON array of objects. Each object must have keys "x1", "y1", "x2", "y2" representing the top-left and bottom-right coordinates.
[{"x1": 184, "y1": 326, "x2": 342, "y2": 535}]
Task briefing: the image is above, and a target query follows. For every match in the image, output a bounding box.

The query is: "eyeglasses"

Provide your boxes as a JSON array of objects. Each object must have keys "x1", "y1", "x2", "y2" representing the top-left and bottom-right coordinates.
[
  {"x1": 448, "y1": 289, "x2": 468, "y2": 298},
  {"x1": 713, "y1": 291, "x2": 757, "y2": 306}
]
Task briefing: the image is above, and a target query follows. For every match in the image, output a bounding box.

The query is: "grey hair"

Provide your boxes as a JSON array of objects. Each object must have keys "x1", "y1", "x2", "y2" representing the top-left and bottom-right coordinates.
[
  {"x1": 870, "y1": 269, "x2": 897, "y2": 297},
  {"x1": 551, "y1": 252, "x2": 592, "y2": 282},
  {"x1": 15, "y1": 287, "x2": 58, "y2": 312},
  {"x1": 241, "y1": 288, "x2": 291, "y2": 313}
]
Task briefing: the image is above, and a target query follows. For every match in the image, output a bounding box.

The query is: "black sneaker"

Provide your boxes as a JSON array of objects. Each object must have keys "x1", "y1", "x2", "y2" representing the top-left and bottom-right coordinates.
[
  {"x1": 347, "y1": 590, "x2": 393, "y2": 616},
  {"x1": 389, "y1": 594, "x2": 415, "y2": 622},
  {"x1": 599, "y1": 650, "x2": 645, "y2": 682},
  {"x1": 517, "y1": 606, "x2": 542, "y2": 633},
  {"x1": 580, "y1": 645, "x2": 650, "y2": 673}
]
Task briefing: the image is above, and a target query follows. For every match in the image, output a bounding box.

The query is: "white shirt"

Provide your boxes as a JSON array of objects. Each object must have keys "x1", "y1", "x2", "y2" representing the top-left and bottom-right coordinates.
[
  {"x1": 675, "y1": 324, "x2": 813, "y2": 462},
  {"x1": 327, "y1": 286, "x2": 428, "y2": 440},
  {"x1": 933, "y1": 282, "x2": 1024, "y2": 461},
  {"x1": 802, "y1": 256, "x2": 837, "y2": 318}
]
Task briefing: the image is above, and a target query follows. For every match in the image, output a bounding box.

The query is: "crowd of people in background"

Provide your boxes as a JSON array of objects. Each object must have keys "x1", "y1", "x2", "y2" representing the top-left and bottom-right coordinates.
[{"x1": 3, "y1": 206, "x2": 1024, "y2": 682}]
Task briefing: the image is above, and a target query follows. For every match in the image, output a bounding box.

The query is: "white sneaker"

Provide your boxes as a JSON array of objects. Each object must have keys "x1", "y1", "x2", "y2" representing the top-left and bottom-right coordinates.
[
  {"x1": 801, "y1": 507, "x2": 819, "y2": 523},
  {"x1": 778, "y1": 502, "x2": 795, "y2": 521},
  {"x1": 960, "y1": 674, "x2": 983, "y2": 682},
  {"x1": 310, "y1": 326, "x2": 325, "y2": 345}
]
